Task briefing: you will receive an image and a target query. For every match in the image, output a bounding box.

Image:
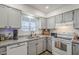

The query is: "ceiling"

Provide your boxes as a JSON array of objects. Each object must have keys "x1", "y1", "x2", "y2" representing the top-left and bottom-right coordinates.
[{"x1": 27, "y1": 4, "x2": 65, "y2": 14}]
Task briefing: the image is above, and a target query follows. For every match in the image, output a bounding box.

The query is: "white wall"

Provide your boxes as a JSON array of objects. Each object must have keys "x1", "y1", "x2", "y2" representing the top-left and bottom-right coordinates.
[{"x1": 47, "y1": 4, "x2": 79, "y2": 17}]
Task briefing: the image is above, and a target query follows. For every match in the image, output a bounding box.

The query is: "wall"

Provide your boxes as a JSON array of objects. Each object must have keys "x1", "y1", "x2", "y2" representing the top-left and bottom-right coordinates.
[{"x1": 0, "y1": 29, "x2": 14, "y2": 37}]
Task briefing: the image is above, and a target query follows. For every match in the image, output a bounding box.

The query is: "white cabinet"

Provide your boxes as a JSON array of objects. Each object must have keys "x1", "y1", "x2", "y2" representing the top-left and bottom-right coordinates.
[
  {"x1": 27, "y1": 39, "x2": 46, "y2": 55},
  {"x1": 7, "y1": 42, "x2": 27, "y2": 55},
  {"x1": 43, "y1": 38, "x2": 46, "y2": 51},
  {"x1": 0, "y1": 5, "x2": 21, "y2": 28},
  {"x1": 47, "y1": 38, "x2": 52, "y2": 52},
  {"x1": 73, "y1": 9, "x2": 79, "y2": 28},
  {"x1": 55, "y1": 14, "x2": 62, "y2": 24},
  {"x1": 37, "y1": 39, "x2": 43, "y2": 54},
  {"x1": 62, "y1": 11, "x2": 73, "y2": 22},
  {"x1": 47, "y1": 16, "x2": 55, "y2": 29},
  {"x1": 0, "y1": 5, "x2": 8, "y2": 28},
  {"x1": 27, "y1": 40, "x2": 37, "y2": 55},
  {"x1": 7, "y1": 7, "x2": 21, "y2": 28},
  {"x1": 39, "y1": 18, "x2": 47, "y2": 29}
]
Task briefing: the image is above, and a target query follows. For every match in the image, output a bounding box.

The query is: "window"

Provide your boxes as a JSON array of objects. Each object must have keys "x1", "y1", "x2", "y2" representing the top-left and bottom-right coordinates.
[{"x1": 21, "y1": 15, "x2": 38, "y2": 32}]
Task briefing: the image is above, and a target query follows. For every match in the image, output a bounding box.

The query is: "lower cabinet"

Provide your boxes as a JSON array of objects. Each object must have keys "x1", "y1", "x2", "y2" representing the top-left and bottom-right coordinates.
[
  {"x1": 27, "y1": 40, "x2": 37, "y2": 55},
  {"x1": 7, "y1": 42, "x2": 27, "y2": 55},
  {"x1": 27, "y1": 38, "x2": 46, "y2": 55},
  {"x1": 37, "y1": 39, "x2": 44, "y2": 54},
  {"x1": 47, "y1": 38, "x2": 52, "y2": 52},
  {"x1": 43, "y1": 38, "x2": 46, "y2": 51}
]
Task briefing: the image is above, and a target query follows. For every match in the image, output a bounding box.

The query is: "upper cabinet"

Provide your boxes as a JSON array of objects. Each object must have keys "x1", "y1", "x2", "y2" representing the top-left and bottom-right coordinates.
[
  {"x1": 0, "y1": 5, "x2": 8, "y2": 28},
  {"x1": 39, "y1": 18, "x2": 47, "y2": 29},
  {"x1": 8, "y1": 7, "x2": 21, "y2": 28},
  {"x1": 55, "y1": 14, "x2": 62, "y2": 24},
  {"x1": 73, "y1": 9, "x2": 79, "y2": 28},
  {"x1": 47, "y1": 16, "x2": 55, "y2": 29},
  {"x1": 62, "y1": 11, "x2": 73, "y2": 22},
  {"x1": 0, "y1": 5, "x2": 21, "y2": 28}
]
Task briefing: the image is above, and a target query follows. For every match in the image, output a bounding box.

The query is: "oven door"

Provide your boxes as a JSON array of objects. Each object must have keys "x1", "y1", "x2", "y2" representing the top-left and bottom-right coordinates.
[{"x1": 53, "y1": 39, "x2": 72, "y2": 55}]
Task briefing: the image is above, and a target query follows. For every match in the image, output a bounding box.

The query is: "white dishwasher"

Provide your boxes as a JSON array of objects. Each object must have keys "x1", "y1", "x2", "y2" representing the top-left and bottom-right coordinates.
[{"x1": 7, "y1": 42, "x2": 27, "y2": 55}]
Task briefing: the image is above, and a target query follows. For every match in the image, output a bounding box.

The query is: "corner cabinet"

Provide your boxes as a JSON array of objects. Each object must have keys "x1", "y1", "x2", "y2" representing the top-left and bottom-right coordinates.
[
  {"x1": 0, "y1": 5, "x2": 21, "y2": 28},
  {"x1": 47, "y1": 16, "x2": 55, "y2": 29},
  {"x1": 73, "y1": 9, "x2": 79, "y2": 29}
]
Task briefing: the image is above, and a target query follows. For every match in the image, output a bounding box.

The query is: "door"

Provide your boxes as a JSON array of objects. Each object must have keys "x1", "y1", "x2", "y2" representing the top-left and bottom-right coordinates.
[
  {"x1": 62, "y1": 11, "x2": 73, "y2": 23},
  {"x1": 47, "y1": 38, "x2": 52, "y2": 52},
  {"x1": 41, "y1": 18, "x2": 47, "y2": 29},
  {"x1": 43, "y1": 38, "x2": 46, "y2": 51},
  {"x1": 8, "y1": 7, "x2": 21, "y2": 28},
  {"x1": 0, "y1": 5, "x2": 8, "y2": 28},
  {"x1": 27, "y1": 40, "x2": 37, "y2": 55},
  {"x1": 74, "y1": 9, "x2": 79, "y2": 28},
  {"x1": 37, "y1": 39, "x2": 43, "y2": 54},
  {"x1": 7, "y1": 42, "x2": 27, "y2": 55}
]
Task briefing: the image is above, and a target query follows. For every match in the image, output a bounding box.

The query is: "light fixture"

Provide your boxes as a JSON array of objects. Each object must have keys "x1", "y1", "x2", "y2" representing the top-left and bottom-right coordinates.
[{"x1": 45, "y1": 6, "x2": 49, "y2": 9}]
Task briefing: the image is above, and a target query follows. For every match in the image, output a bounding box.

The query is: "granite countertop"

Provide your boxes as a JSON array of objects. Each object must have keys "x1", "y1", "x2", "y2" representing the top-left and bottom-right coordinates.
[
  {"x1": 0, "y1": 37, "x2": 40, "y2": 47},
  {"x1": 0, "y1": 35, "x2": 51, "y2": 47}
]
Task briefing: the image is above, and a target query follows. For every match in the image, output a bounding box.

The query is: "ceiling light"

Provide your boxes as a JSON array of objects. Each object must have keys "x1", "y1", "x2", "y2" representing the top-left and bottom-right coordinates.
[{"x1": 45, "y1": 6, "x2": 49, "y2": 9}]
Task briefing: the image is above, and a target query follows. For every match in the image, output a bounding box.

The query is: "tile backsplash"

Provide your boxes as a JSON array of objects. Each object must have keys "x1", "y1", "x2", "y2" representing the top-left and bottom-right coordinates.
[{"x1": 0, "y1": 29, "x2": 14, "y2": 37}]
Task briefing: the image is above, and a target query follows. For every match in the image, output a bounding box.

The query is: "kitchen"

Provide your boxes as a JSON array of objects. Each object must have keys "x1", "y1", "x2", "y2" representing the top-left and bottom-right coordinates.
[{"x1": 0, "y1": 4, "x2": 79, "y2": 55}]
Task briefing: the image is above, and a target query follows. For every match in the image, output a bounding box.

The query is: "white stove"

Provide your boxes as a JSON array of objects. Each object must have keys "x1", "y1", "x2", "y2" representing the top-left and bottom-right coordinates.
[{"x1": 52, "y1": 33, "x2": 73, "y2": 55}]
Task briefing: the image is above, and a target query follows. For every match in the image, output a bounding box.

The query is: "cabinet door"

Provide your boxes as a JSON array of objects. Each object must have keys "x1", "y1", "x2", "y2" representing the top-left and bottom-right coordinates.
[
  {"x1": 7, "y1": 42, "x2": 27, "y2": 55},
  {"x1": 37, "y1": 39, "x2": 43, "y2": 54},
  {"x1": 47, "y1": 39, "x2": 52, "y2": 52},
  {"x1": 47, "y1": 16, "x2": 55, "y2": 29},
  {"x1": 55, "y1": 14, "x2": 62, "y2": 24},
  {"x1": 41, "y1": 18, "x2": 47, "y2": 29},
  {"x1": 8, "y1": 7, "x2": 21, "y2": 28},
  {"x1": 27, "y1": 40, "x2": 36, "y2": 55},
  {"x1": 62, "y1": 11, "x2": 73, "y2": 22},
  {"x1": 74, "y1": 9, "x2": 79, "y2": 28},
  {"x1": 0, "y1": 5, "x2": 8, "y2": 28},
  {"x1": 43, "y1": 39, "x2": 46, "y2": 51}
]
